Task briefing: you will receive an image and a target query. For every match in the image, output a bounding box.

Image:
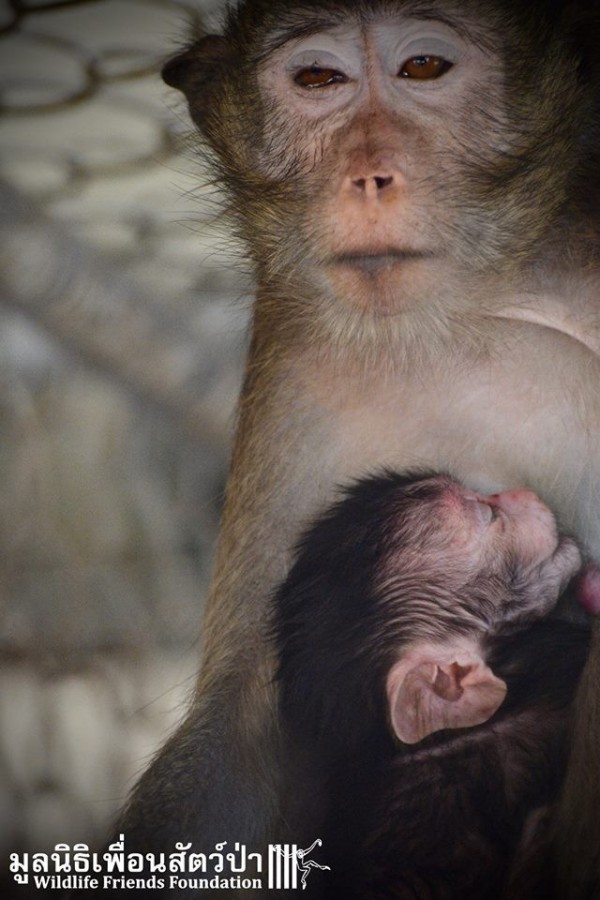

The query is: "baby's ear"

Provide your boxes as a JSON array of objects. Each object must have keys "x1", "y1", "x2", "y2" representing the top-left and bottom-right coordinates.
[{"x1": 386, "y1": 639, "x2": 507, "y2": 744}]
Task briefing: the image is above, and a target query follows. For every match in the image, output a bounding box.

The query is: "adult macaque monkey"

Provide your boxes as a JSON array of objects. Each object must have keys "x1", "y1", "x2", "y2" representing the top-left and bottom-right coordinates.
[{"x1": 123, "y1": 0, "x2": 599, "y2": 896}]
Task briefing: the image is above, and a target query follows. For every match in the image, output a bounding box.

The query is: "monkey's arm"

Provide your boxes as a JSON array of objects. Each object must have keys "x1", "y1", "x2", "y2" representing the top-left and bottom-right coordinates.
[{"x1": 121, "y1": 338, "x2": 342, "y2": 856}]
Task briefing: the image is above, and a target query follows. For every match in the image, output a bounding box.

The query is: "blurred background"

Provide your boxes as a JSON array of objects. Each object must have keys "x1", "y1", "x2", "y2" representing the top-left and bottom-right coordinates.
[{"x1": 0, "y1": 0, "x2": 247, "y2": 864}]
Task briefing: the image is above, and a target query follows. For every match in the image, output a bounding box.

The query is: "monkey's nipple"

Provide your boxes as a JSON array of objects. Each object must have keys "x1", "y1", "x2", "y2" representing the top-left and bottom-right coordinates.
[{"x1": 577, "y1": 565, "x2": 600, "y2": 615}]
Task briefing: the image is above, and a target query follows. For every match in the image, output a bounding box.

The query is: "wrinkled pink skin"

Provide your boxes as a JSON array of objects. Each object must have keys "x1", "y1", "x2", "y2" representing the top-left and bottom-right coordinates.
[
  {"x1": 443, "y1": 483, "x2": 581, "y2": 596},
  {"x1": 464, "y1": 487, "x2": 562, "y2": 568}
]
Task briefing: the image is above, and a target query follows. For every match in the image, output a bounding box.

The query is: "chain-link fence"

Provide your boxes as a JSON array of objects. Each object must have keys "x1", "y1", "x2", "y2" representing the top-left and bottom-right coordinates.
[{"x1": 0, "y1": 0, "x2": 242, "y2": 863}]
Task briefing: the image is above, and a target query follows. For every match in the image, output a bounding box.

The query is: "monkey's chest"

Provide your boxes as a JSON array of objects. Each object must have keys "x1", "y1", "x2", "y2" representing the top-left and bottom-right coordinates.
[{"x1": 316, "y1": 327, "x2": 600, "y2": 555}]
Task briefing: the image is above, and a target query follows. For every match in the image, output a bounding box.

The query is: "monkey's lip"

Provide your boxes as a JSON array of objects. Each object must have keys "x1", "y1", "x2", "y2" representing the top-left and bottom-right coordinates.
[{"x1": 329, "y1": 249, "x2": 433, "y2": 273}]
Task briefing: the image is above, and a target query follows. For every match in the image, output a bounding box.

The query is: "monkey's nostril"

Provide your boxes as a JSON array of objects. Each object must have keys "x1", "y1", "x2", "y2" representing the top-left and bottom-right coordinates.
[{"x1": 351, "y1": 175, "x2": 395, "y2": 192}]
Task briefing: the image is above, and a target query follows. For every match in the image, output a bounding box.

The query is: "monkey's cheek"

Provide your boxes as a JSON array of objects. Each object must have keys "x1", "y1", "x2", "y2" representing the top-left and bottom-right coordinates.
[
  {"x1": 545, "y1": 536, "x2": 581, "y2": 580},
  {"x1": 556, "y1": 538, "x2": 583, "y2": 581},
  {"x1": 532, "y1": 538, "x2": 582, "y2": 601},
  {"x1": 507, "y1": 503, "x2": 564, "y2": 571}
]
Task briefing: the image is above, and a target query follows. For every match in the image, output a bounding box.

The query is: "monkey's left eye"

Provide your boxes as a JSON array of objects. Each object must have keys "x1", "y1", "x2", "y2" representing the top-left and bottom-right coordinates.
[
  {"x1": 399, "y1": 56, "x2": 453, "y2": 80},
  {"x1": 294, "y1": 66, "x2": 348, "y2": 89}
]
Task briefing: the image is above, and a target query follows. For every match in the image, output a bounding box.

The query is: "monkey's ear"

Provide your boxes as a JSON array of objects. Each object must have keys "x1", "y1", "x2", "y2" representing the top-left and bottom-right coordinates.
[
  {"x1": 386, "y1": 643, "x2": 507, "y2": 744},
  {"x1": 162, "y1": 35, "x2": 233, "y2": 96}
]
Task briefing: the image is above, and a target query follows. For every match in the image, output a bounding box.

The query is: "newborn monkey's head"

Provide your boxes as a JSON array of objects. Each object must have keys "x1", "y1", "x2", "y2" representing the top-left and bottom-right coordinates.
[
  {"x1": 378, "y1": 474, "x2": 581, "y2": 743},
  {"x1": 379, "y1": 474, "x2": 581, "y2": 624},
  {"x1": 276, "y1": 472, "x2": 582, "y2": 749}
]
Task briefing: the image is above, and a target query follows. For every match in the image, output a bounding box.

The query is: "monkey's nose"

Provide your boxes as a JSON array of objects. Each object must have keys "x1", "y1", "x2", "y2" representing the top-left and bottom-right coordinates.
[
  {"x1": 347, "y1": 173, "x2": 398, "y2": 200},
  {"x1": 491, "y1": 489, "x2": 544, "y2": 515},
  {"x1": 353, "y1": 174, "x2": 393, "y2": 190}
]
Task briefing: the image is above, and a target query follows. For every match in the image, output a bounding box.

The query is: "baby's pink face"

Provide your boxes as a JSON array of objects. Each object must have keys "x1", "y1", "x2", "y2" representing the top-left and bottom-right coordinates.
[{"x1": 441, "y1": 481, "x2": 581, "y2": 591}]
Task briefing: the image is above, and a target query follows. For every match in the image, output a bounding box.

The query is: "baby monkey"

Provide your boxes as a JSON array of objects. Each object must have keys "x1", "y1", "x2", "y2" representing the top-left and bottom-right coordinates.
[{"x1": 274, "y1": 472, "x2": 594, "y2": 899}]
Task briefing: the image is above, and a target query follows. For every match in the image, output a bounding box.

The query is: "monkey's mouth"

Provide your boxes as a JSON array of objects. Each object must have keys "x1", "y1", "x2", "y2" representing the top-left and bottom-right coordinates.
[{"x1": 330, "y1": 250, "x2": 433, "y2": 274}]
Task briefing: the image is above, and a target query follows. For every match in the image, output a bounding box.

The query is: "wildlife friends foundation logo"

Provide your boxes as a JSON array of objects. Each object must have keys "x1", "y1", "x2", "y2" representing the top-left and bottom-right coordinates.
[
  {"x1": 268, "y1": 840, "x2": 331, "y2": 890},
  {"x1": 9, "y1": 836, "x2": 331, "y2": 892}
]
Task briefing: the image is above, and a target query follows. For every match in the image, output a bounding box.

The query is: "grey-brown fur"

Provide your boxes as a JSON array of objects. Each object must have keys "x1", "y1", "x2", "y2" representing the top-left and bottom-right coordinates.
[{"x1": 82, "y1": 3, "x2": 600, "y2": 898}]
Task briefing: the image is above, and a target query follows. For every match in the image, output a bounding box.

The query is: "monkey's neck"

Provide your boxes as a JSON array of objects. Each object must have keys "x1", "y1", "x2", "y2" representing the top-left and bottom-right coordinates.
[{"x1": 251, "y1": 264, "x2": 600, "y2": 379}]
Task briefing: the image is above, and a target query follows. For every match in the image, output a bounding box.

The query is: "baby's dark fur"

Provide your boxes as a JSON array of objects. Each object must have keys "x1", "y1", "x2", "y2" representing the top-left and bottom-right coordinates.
[{"x1": 274, "y1": 472, "x2": 591, "y2": 899}]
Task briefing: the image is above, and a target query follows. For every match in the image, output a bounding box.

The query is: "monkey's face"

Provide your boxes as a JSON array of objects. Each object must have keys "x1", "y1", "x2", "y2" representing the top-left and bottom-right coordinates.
[
  {"x1": 165, "y1": 2, "x2": 581, "y2": 330},
  {"x1": 437, "y1": 480, "x2": 580, "y2": 592},
  {"x1": 257, "y1": 9, "x2": 503, "y2": 314},
  {"x1": 249, "y1": 3, "x2": 578, "y2": 317},
  {"x1": 382, "y1": 475, "x2": 581, "y2": 629},
  {"x1": 446, "y1": 486, "x2": 562, "y2": 568}
]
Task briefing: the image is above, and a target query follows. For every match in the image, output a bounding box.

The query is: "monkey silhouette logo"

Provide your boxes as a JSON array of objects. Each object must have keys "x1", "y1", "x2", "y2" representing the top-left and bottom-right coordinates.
[{"x1": 268, "y1": 839, "x2": 330, "y2": 890}]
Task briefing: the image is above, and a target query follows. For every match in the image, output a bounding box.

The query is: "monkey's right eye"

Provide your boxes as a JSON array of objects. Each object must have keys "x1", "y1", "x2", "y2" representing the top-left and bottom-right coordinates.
[{"x1": 294, "y1": 66, "x2": 348, "y2": 89}]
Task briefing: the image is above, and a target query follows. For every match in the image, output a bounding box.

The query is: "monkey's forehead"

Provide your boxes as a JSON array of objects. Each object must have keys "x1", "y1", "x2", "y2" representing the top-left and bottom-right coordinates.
[{"x1": 230, "y1": 0, "x2": 513, "y2": 54}]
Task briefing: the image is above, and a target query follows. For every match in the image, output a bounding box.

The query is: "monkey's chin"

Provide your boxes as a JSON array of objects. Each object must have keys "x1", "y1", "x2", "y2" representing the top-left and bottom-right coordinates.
[{"x1": 326, "y1": 256, "x2": 431, "y2": 316}]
